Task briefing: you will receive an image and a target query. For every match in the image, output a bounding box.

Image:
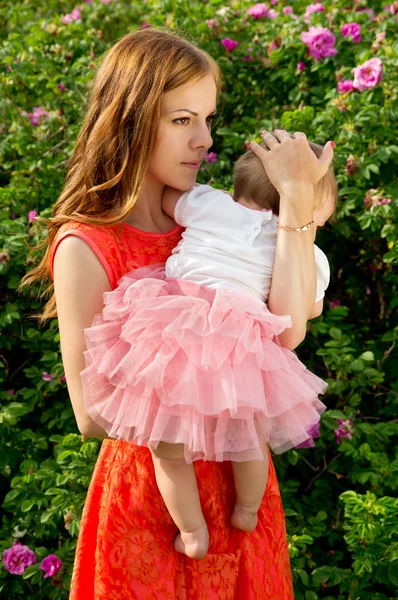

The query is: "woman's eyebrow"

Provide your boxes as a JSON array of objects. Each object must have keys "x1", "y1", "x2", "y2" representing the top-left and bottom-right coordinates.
[{"x1": 169, "y1": 108, "x2": 217, "y2": 115}]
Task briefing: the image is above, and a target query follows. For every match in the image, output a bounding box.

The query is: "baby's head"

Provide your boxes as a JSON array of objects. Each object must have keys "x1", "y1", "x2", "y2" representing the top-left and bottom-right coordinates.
[{"x1": 233, "y1": 140, "x2": 338, "y2": 227}]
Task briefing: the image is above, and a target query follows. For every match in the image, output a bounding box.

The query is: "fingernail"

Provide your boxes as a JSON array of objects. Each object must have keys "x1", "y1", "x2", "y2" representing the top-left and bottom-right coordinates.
[
  {"x1": 330, "y1": 141, "x2": 335, "y2": 149},
  {"x1": 261, "y1": 130, "x2": 267, "y2": 135}
]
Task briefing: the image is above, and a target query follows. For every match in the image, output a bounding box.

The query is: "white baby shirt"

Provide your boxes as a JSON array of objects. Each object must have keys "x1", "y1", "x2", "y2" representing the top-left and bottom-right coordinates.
[{"x1": 165, "y1": 185, "x2": 330, "y2": 304}]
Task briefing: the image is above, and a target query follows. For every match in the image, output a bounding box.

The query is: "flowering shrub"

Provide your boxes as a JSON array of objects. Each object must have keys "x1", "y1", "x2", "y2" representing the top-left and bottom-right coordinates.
[{"x1": 0, "y1": 0, "x2": 397, "y2": 598}]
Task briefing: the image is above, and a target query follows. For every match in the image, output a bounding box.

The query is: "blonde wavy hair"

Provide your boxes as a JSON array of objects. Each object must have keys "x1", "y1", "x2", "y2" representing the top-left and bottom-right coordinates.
[{"x1": 19, "y1": 27, "x2": 222, "y2": 323}]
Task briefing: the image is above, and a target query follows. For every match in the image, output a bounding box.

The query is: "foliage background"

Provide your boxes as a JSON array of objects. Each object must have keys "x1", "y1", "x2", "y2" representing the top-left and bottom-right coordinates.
[{"x1": 0, "y1": 0, "x2": 397, "y2": 598}]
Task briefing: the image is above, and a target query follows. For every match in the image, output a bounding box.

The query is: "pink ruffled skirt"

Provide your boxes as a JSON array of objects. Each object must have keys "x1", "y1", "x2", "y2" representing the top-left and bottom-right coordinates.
[{"x1": 81, "y1": 265, "x2": 327, "y2": 463}]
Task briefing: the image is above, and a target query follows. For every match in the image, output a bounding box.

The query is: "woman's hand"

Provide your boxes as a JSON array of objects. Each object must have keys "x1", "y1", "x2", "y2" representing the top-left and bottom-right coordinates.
[{"x1": 250, "y1": 130, "x2": 334, "y2": 199}]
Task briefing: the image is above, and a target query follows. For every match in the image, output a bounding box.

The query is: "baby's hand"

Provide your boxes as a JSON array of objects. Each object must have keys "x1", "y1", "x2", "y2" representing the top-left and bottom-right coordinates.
[{"x1": 250, "y1": 130, "x2": 334, "y2": 197}]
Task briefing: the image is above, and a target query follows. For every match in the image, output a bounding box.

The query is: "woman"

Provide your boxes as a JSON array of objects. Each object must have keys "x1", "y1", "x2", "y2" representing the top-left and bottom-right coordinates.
[{"x1": 21, "y1": 27, "x2": 333, "y2": 599}]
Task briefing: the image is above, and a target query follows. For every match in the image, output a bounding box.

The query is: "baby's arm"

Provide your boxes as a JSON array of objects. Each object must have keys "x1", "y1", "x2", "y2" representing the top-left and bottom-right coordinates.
[
  {"x1": 162, "y1": 184, "x2": 200, "y2": 219},
  {"x1": 308, "y1": 298, "x2": 324, "y2": 319}
]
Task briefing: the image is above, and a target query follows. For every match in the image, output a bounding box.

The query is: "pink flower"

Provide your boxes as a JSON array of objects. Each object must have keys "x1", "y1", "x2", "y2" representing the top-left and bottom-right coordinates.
[
  {"x1": 206, "y1": 18, "x2": 219, "y2": 29},
  {"x1": 61, "y1": 374, "x2": 67, "y2": 382},
  {"x1": 341, "y1": 23, "x2": 361, "y2": 43},
  {"x1": 283, "y1": 6, "x2": 293, "y2": 15},
  {"x1": 247, "y1": 3, "x2": 268, "y2": 18},
  {"x1": 21, "y1": 106, "x2": 51, "y2": 127},
  {"x1": 2, "y1": 542, "x2": 37, "y2": 575},
  {"x1": 61, "y1": 8, "x2": 81, "y2": 24},
  {"x1": 297, "y1": 61, "x2": 306, "y2": 72},
  {"x1": 351, "y1": 57, "x2": 383, "y2": 92},
  {"x1": 205, "y1": 152, "x2": 218, "y2": 163},
  {"x1": 296, "y1": 422, "x2": 321, "y2": 449},
  {"x1": 304, "y1": 2, "x2": 324, "y2": 24},
  {"x1": 374, "y1": 197, "x2": 391, "y2": 206},
  {"x1": 337, "y1": 80, "x2": 354, "y2": 93},
  {"x1": 40, "y1": 554, "x2": 62, "y2": 578},
  {"x1": 57, "y1": 83, "x2": 66, "y2": 91},
  {"x1": 346, "y1": 154, "x2": 358, "y2": 175},
  {"x1": 329, "y1": 299, "x2": 341, "y2": 309},
  {"x1": 242, "y1": 54, "x2": 254, "y2": 62},
  {"x1": 267, "y1": 8, "x2": 279, "y2": 19},
  {"x1": 42, "y1": 372, "x2": 56, "y2": 381},
  {"x1": 301, "y1": 27, "x2": 337, "y2": 62},
  {"x1": 28, "y1": 210, "x2": 37, "y2": 222},
  {"x1": 334, "y1": 419, "x2": 354, "y2": 444},
  {"x1": 221, "y1": 38, "x2": 238, "y2": 52},
  {"x1": 271, "y1": 0, "x2": 278, "y2": 4},
  {"x1": 7, "y1": 389, "x2": 15, "y2": 395}
]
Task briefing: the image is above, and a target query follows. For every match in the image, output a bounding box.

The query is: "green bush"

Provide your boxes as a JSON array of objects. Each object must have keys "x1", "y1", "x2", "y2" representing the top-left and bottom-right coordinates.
[{"x1": 1, "y1": 1, "x2": 397, "y2": 598}]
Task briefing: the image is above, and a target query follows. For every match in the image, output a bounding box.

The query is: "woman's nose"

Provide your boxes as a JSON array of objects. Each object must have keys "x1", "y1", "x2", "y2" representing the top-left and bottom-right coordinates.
[{"x1": 192, "y1": 122, "x2": 213, "y2": 149}]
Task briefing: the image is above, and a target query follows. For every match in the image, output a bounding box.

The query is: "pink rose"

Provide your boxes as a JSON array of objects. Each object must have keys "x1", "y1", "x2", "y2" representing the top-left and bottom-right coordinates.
[
  {"x1": 221, "y1": 38, "x2": 238, "y2": 52},
  {"x1": 351, "y1": 57, "x2": 383, "y2": 92},
  {"x1": 334, "y1": 419, "x2": 354, "y2": 444},
  {"x1": 297, "y1": 61, "x2": 306, "y2": 72},
  {"x1": 42, "y1": 372, "x2": 56, "y2": 381},
  {"x1": 341, "y1": 23, "x2": 361, "y2": 43},
  {"x1": 21, "y1": 106, "x2": 50, "y2": 127},
  {"x1": 304, "y1": 2, "x2": 324, "y2": 24},
  {"x1": 329, "y1": 299, "x2": 341, "y2": 309},
  {"x1": 28, "y1": 210, "x2": 38, "y2": 222},
  {"x1": 283, "y1": 6, "x2": 293, "y2": 15},
  {"x1": 337, "y1": 80, "x2": 354, "y2": 93},
  {"x1": 62, "y1": 8, "x2": 81, "y2": 24},
  {"x1": 267, "y1": 9, "x2": 279, "y2": 19},
  {"x1": 2, "y1": 542, "x2": 37, "y2": 575},
  {"x1": 296, "y1": 422, "x2": 321, "y2": 449},
  {"x1": 40, "y1": 554, "x2": 62, "y2": 578},
  {"x1": 205, "y1": 152, "x2": 218, "y2": 163},
  {"x1": 247, "y1": 3, "x2": 268, "y2": 18},
  {"x1": 301, "y1": 27, "x2": 337, "y2": 61}
]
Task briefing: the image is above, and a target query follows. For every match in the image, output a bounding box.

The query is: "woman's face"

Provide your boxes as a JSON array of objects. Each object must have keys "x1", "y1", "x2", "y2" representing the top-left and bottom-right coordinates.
[{"x1": 146, "y1": 73, "x2": 218, "y2": 191}]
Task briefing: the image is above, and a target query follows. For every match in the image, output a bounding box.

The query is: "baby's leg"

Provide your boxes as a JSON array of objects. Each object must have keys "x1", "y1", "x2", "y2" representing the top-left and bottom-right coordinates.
[
  {"x1": 150, "y1": 442, "x2": 209, "y2": 560},
  {"x1": 231, "y1": 446, "x2": 269, "y2": 532}
]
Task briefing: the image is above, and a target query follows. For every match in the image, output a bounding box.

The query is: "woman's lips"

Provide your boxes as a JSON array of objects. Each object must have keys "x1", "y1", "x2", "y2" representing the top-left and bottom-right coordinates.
[{"x1": 182, "y1": 162, "x2": 201, "y2": 169}]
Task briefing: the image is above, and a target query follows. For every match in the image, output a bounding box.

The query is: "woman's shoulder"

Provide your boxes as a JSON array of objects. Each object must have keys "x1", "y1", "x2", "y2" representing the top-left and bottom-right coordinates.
[{"x1": 49, "y1": 220, "x2": 124, "y2": 286}]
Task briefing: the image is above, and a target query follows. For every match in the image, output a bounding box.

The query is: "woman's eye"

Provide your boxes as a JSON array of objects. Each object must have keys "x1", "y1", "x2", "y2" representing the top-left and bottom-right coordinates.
[{"x1": 173, "y1": 116, "x2": 216, "y2": 126}]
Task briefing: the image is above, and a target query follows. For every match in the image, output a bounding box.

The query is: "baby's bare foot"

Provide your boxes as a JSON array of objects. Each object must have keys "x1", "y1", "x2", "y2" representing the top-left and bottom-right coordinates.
[
  {"x1": 174, "y1": 525, "x2": 209, "y2": 560},
  {"x1": 231, "y1": 503, "x2": 259, "y2": 532}
]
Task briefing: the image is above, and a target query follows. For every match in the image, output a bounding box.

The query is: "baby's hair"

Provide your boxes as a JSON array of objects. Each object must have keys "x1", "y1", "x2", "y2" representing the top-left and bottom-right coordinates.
[{"x1": 233, "y1": 140, "x2": 338, "y2": 216}]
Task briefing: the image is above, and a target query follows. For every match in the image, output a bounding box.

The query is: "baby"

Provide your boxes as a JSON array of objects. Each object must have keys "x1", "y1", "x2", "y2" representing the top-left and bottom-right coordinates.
[{"x1": 81, "y1": 137, "x2": 337, "y2": 560}]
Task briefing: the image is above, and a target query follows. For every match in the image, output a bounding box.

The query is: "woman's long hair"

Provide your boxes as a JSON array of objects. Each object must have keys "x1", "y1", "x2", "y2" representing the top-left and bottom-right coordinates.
[{"x1": 19, "y1": 27, "x2": 222, "y2": 323}]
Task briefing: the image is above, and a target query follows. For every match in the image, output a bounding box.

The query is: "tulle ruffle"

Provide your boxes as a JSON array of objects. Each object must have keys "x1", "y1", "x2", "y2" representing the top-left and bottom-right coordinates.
[{"x1": 81, "y1": 265, "x2": 328, "y2": 463}]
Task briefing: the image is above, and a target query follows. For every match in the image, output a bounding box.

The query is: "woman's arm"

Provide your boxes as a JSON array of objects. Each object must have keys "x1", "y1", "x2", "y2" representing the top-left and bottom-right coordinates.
[
  {"x1": 267, "y1": 185, "x2": 317, "y2": 350},
  {"x1": 53, "y1": 236, "x2": 111, "y2": 438}
]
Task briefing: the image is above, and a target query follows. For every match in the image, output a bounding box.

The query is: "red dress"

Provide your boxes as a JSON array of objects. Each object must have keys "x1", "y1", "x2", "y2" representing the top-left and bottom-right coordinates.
[{"x1": 49, "y1": 220, "x2": 294, "y2": 600}]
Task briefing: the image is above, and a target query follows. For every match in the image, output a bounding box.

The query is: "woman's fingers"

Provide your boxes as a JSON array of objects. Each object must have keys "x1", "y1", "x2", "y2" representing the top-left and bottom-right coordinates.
[
  {"x1": 273, "y1": 129, "x2": 292, "y2": 142},
  {"x1": 260, "y1": 130, "x2": 279, "y2": 149}
]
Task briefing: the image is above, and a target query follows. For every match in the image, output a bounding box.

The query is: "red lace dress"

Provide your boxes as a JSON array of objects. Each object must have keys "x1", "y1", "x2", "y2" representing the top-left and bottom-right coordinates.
[{"x1": 49, "y1": 220, "x2": 294, "y2": 600}]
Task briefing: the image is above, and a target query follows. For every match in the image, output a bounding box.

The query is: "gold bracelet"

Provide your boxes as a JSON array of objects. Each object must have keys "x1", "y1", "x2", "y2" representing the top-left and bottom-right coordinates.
[{"x1": 276, "y1": 220, "x2": 314, "y2": 233}]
